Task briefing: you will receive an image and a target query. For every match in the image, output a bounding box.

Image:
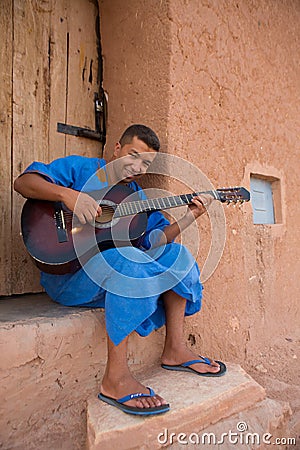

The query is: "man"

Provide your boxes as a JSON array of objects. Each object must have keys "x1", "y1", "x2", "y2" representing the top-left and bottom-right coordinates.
[{"x1": 14, "y1": 124, "x2": 226, "y2": 416}]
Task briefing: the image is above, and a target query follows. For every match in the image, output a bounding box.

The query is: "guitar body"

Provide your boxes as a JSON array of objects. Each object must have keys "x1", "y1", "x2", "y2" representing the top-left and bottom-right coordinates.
[{"x1": 21, "y1": 185, "x2": 148, "y2": 274}]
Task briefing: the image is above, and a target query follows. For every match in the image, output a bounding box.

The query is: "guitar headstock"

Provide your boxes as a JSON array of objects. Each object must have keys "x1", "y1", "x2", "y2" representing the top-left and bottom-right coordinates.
[{"x1": 216, "y1": 187, "x2": 250, "y2": 204}]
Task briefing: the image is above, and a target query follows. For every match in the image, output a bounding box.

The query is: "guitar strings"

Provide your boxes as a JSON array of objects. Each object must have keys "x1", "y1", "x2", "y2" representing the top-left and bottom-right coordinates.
[{"x1": 60, "y1": 188, "x2": 246, "y2": 224}]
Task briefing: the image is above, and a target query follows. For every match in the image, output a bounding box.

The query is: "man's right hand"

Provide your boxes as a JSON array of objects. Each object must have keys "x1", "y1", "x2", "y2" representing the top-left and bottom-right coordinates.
[
  {"x1": 14, "y1": 173, "x2": 102, "y2": 224},
  {"x1": 63, "y1": 189, "x2": 102, "y2": 224}
]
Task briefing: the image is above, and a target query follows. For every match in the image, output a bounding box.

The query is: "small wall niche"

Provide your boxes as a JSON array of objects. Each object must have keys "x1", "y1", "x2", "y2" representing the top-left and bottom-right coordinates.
[{"x1": 250, "y1": 174, "x2": 282, "y2": 225}]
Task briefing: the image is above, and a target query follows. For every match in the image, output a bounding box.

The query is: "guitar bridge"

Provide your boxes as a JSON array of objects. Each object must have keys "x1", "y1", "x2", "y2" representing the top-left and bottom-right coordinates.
[{"x1": 54, "y1": 203, "x2": 68, "y2": 243}]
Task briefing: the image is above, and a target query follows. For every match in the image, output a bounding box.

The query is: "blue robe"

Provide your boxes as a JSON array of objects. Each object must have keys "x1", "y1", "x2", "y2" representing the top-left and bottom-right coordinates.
[{"x1": 23, "y1": 155, "x2": 202, "y2": 345}]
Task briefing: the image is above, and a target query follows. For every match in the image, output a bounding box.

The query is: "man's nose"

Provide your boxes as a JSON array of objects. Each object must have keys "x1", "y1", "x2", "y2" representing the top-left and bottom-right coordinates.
[{"x1": 132, "y1": 160, "x2": 145, "y2": 173}]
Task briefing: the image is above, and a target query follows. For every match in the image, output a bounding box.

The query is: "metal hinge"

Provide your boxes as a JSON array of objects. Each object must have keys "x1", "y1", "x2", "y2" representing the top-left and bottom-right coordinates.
[{"x1": 57, "y1": 90, "x2": 107, "y2": 144}]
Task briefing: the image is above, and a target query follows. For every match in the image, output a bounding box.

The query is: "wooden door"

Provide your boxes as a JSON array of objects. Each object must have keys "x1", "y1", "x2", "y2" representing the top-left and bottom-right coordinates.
[{"x1": 0, "y1": 0, "x2": 102, "y2": 295}]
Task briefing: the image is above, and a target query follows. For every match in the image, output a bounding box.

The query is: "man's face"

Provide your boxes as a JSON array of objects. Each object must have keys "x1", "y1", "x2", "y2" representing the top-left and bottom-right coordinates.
[{"x1": 113, "y1": 136, "x2": 157, "y2": 182}]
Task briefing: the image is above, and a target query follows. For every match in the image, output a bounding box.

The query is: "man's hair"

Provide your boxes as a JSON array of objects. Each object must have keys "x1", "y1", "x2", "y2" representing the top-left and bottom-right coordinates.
[{"x1": 119, "y1": 124, "x2": 160, "y2": 151}]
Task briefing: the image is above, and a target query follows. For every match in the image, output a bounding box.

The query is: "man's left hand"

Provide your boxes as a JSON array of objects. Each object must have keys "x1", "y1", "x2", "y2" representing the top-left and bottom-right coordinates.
[{"x1": 188, "y1": 194, "x2": 215, "y2": 219}]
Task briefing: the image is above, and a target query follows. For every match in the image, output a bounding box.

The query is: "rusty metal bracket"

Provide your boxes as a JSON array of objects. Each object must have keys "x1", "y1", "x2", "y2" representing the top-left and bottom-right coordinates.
[
  {"x1": 57, "y1": 122, "x2": 103, "y2": 141},
  {"x1": 57, "y1": 91, "x2": 106, "y2": 142}
]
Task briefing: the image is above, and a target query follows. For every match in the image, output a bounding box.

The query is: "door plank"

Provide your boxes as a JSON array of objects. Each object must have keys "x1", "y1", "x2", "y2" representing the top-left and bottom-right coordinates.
[
  {"x1": 12, "y1": 0, "x2": 52, "y2": 293},
  {"x1": 0, "y1": 0, "x2": 13, "y2": 295},
  {"x1": 65, "y1": 0, "x2": 100, "y2": 157},
  {"x1": 48, "y1": 0, "x2": 68, "y2": 158},
  {"x1": 5, "y1": 0, "x2": 100, "y2": 295}
]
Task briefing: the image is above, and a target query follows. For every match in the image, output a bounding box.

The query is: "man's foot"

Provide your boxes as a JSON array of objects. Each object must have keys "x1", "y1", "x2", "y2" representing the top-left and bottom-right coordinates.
[
  {"x1": 100, "y1": 373, "x2": 168, "y2": 410},
  {"x1": 98, "y1": 387, "x2": 170, "y2": 415},
  {"x1": 161, "y1": 346, "x2": 226, "y2": 376}
]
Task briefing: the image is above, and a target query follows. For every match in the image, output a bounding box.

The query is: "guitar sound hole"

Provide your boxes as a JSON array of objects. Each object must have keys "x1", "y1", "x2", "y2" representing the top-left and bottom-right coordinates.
[
  {"x1": 95, "y1": 205, "x2": 115, "y2": 224},
  {"x1": 94, "y1": 199, "x2": 120, "y2": 229}
]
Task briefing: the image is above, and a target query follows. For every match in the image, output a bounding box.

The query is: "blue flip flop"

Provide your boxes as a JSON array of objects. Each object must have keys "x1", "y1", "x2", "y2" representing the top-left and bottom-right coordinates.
[
  {"x1": 98, "y1": 387, "x2": 170, "y2": 415},
  {"x1": 161, "y1": 355, "x2": 227, "y2": 377}
]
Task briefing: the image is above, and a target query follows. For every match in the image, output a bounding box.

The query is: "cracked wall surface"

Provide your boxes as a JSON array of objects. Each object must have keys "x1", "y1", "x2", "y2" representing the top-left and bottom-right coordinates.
[
  {"x1": 164, "y1": 0, "x2": 300, "y2": 380},
  {"x1": 100, "y1": 0, "x2": 299, "y2": 384},
  {"x1": 99, "y1": 0, "x2": 300, "y2": 381}
]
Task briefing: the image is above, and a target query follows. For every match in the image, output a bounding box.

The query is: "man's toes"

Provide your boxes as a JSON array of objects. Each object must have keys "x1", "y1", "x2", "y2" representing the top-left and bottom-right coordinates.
[
  {"x1": 212, "y1": 360, "x2": 220, "y2": 368},
  {"x1": 205, "y1": 358, "x2": 220, "y2": 370},
  {"x1": 142, "y1": 398, "x2": 156, "y2": 408},
  {"x1": 135, "y1": 395, "x2": 163, "y2": 409},
  {"x1": 135, "y1": 399, "x2": 148, "y2": 408},
  {"x1": 152, "y1": 395, "x2": 163, "y2": 407},
  {"x1": 158, "y1": 396, "x2": 168, "y2": 405},
  {"x1": 134, "y1": 398, "x2": 150, "y2": 409},
  {"x1": 145, "y1": 396, "x2": 162, "y2": 408},
  {"x1": 156, "y1": 394, "x2": 168, "y2": 405},
  {"x1": 210, "y1": 364, "x2": 221, "y2": 372}
]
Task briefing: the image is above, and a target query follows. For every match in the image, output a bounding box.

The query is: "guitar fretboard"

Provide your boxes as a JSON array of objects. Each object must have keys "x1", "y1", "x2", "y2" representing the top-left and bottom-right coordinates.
[{"x1": 114, "y1": 190, "x2": 219, "y2": 218}]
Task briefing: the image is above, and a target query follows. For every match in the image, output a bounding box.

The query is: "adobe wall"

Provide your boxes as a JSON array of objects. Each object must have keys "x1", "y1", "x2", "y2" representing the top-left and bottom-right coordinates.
[
  {"x1": 99, "y1": 0, "x2": 171, "y2": 150},
  {"x1": 99, "y1": 0, "x2": 299, "y2": 385},
  {"x1": 166, "y1": 0, "x2": 300, "y2": 384}
]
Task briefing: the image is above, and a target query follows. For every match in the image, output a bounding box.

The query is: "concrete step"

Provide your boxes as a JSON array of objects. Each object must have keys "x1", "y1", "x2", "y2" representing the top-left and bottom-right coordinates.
[
  {"x1": 87, "y1": 363, "x2": 267, "y2": 450},
  {"x1": 0, "y1": 293, "x2": 164, "y2": 450}
]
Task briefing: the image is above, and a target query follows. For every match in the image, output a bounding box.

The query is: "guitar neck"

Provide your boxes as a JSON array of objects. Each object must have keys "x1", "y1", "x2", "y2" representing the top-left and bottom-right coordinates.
[{"x1": 114, "y1": 190, "x2": 219, "y2": 218}]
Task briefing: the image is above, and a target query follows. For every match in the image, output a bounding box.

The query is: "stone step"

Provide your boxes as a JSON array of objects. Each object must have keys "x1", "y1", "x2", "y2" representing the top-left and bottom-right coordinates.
[
  {"x1": 87, "y1": 363, "x2": 266, "y2": 450},
  {"x1": 0, "y1": 293, "x2": 164, "y2": 450}
]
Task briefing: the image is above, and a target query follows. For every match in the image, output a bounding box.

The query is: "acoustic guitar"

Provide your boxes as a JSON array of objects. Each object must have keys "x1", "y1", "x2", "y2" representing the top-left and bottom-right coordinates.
[{"x1": 21, "y1": 184, "x2": 250, "y2": 274}]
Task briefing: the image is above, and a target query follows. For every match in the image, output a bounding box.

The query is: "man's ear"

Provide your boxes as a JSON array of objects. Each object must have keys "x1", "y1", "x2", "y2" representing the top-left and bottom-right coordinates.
[{"x1": 113, "y1": 142, "x2": 121, "y2": 157}]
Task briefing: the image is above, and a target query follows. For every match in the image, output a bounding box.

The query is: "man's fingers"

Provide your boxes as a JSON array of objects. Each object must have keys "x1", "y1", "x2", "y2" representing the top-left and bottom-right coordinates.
[
  {"x1": 76, "y1": 213, "x2": 87, "y2": 224},
  {"x1": 74, "y1": 194, "x2": 102, "y2": 223},
  {"x1": 194, "y1": 194, "x2": 214, "y2": 207},
  {"x1": 84, "y1": 205, "x2": 102, "y2": 223},
  {"x1": 192, "y1": 197, "x2": 207, "y2": 208}
]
